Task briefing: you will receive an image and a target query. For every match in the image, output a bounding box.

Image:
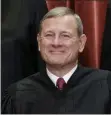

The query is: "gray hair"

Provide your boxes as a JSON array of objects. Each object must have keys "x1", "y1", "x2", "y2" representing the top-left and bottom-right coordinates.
[{"x1": 39, "y1": 7, "x2": 83, "y2": 37}]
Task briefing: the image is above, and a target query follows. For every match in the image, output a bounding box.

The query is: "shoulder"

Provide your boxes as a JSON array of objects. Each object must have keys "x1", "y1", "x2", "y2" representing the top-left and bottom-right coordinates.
[
  {"x1": 1, "y1": 72, "x2": 42, "y2": 113},
  {"x1": 83, "y1": 66, "x2": 111, "y2": 89},
  {"x1": 78, "y1": 65, "x2": 111, "y2": 86},
  {"x1": 81, "y1": 66, "x2": 111, "y2": 79},
  {"x1": 7, "y1": 72, "x2": 41, "y2": 97}
]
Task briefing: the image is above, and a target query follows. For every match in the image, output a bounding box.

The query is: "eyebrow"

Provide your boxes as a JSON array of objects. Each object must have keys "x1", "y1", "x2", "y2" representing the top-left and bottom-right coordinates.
[
  {"x1": 46, "y1": 30, "x2": 71, "y2": 33},
  {"x1": 43, "y1": 30, "x2": 72, "y2": 35},
  {"x1": 44, "y1": 31, "x2": 54, "y2": 34},
  {"x1": 60, "y1": 31, "x2": 72, "y2": 35}
]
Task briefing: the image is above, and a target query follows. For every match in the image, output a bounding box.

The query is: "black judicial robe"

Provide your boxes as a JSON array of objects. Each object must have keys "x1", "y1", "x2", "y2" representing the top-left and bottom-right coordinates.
[
  {"x1": 100, "y1": 1, "x2": 111, "y2": 71},
  {"x1": 1, "y1": 0, "x2": 48, "y2": 97},
  {"x1": 2, "y1": 65, "x2": 111, "y2": 114}
]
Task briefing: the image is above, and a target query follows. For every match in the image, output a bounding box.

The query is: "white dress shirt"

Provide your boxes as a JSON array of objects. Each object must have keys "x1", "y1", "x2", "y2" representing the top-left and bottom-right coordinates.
[{"x1": 46, "y1": 65, "x2": 77, "y2": 86}]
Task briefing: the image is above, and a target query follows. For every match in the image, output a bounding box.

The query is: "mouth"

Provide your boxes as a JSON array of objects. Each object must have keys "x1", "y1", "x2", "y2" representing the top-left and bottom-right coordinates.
[{"x1": 50, "y1": 51, "x2": 64, "y2": 54}]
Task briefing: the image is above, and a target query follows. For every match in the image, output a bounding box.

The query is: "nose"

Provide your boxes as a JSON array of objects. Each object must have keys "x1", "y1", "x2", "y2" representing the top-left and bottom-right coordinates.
[{"x1": 52, "y1": 36, "x2": 62, "y2": 46}]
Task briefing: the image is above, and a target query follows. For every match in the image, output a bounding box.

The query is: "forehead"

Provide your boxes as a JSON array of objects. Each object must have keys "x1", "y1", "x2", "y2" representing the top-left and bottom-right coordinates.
[{"x1": 41, "y1": 15, "x2": 77, "y2": 33}]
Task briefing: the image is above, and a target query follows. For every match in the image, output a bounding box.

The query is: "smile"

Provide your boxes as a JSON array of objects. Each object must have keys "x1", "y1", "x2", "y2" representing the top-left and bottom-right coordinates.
[{"x1": 50, "y1": 51, "x2": 64, "y2": 54}]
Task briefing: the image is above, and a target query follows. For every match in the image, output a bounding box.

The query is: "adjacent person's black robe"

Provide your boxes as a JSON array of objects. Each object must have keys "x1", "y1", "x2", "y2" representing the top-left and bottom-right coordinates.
[
  {"x1": 2, "y1": 65, "x2": 111, "y2": 114},
  {"x1": 100, "y1": 1, "x2": 111, "y2": 71},
  {"x1": 1, "y1": 0, "x2": 48, "y2": 98}
]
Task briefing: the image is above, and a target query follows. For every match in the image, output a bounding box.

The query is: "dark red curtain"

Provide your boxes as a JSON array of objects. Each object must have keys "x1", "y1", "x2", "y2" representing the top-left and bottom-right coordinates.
[{"x1": 46, "y1": 0, "x2": 107, "y2": 68}]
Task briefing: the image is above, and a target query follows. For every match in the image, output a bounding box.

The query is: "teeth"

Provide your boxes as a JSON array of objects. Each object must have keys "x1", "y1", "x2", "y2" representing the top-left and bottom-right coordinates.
[
  {"x1": 51, "y1": 51, "x2": 63, "y2": 52},
  {"x1": 52, "y1": 51, "x2": 62, "y2": 52}
]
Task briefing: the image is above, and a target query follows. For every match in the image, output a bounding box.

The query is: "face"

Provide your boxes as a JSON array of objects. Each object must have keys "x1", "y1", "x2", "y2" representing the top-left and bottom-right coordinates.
[{"x1": 37, "y1": 15, "x2": 87, "y2": 67}]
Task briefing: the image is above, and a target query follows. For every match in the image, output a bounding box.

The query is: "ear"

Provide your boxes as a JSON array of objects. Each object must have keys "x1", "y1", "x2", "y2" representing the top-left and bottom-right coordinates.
[
  {"x1": 37, "y1": 34, "x2": 41, "y2": 51},
  {"x1": 79, "y1": 34, "x2": 87, "y2": 53}
]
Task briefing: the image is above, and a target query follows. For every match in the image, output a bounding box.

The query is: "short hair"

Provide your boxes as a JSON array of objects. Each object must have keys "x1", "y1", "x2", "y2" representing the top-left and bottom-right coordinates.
[{"x1": 39, "y1": 7, "x2": 83, "y2": 37}]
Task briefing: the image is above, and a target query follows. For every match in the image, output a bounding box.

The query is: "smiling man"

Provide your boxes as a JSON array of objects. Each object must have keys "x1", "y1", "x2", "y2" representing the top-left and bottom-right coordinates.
[
  {"x1": 37, "y1": 13, "x2": 86, "y2": 76},
  {"x1": 2, "y1": 7, "x2": 111, "y2": 114}
]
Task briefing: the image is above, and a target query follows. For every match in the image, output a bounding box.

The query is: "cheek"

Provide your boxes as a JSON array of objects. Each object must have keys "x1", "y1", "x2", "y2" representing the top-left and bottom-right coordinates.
[
  {"x1": 67, "y1": 42, "x2": 80, "y2": 58},
  {"x1": 39, "y1": 41, "x2": 49, "y2": 54},
  {"x1": 67, "y1": 41, "x2": 79, "y2": 52}
]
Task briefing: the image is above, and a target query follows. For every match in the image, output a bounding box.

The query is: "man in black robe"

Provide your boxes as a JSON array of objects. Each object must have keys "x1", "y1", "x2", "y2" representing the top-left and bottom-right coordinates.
[
  {"x1": 1, "y1": 0, "x2": 48, "y2": 98},
  {"x1": 2, "y1": 7, "x2": 111, "y2": 114}
]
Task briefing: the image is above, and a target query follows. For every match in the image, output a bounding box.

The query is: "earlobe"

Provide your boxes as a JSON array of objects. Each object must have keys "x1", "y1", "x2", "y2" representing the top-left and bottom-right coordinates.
[
  {"x1": 37, "y1": 34, "x2": 40, "y2": 42},
  {"x1": 37, "y1": 34, "x2": 40, "y2": 51},
  {"x1": 79, "y1": 34, "x2": 87, "y2": 53},
  {"x1": 38, "y1": 46, "x2": 40, "y2": 51}
]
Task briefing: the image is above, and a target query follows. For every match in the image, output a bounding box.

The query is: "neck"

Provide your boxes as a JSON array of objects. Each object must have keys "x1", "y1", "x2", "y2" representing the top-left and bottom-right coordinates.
[{"x1": 46, "y1": 62, "x2": 77, "y2": 77}]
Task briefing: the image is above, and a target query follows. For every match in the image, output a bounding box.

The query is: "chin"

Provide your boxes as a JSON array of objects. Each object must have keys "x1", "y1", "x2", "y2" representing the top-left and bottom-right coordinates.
[
  {"x1": 45, "y1": 58, "x2": 64, "y2": 65},
  {"x1": 47, "y1": 59, "x2": 70, "y2": 67},
  {"x1": 42, "y1": 54, "x2": 70, "y2": 65},
  {"x1": 49, "y1": 61, "x2": 65, "y2": 65}
]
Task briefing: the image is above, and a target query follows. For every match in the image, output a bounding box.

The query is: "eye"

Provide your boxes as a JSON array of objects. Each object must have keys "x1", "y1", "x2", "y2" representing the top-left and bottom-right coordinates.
[
  {"x1": 63, "y1": 35, "x2": 70, "y2": 37},
  {"x1": 61, "y1": 34, "x2": 71, "y2": 40},
  {"x1": 45, "y1": 34, "x2": 53, "y2": 37},
  {"x1": 44, "y1": 33, "x2": 54, "y2": 40}
]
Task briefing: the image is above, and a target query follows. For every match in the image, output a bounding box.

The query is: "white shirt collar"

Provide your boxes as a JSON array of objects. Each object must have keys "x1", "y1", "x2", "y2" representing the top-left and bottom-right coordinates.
[{"x1": 46, "y1": 65, "x2": 78, "y2": 86}]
